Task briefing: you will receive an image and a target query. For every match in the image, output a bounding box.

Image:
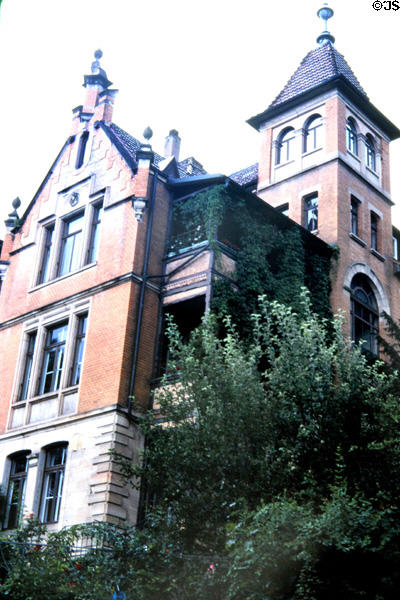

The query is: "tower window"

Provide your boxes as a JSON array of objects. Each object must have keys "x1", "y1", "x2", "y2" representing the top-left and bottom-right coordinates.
[
  {"x1": 350, "y1": 274, "x2": 378, "y2": 355},
  {"x1": 3, "y1": 452, "x2": 30, "y2": 529},
  {"x1": 276, "y1": 127, "x2": 295, "y2": 165},
  {"x1": 75, "y1": 131, "x2": 89, "y2": 169},
  {"x1": 365, "y1": 134, "x2": 376, "y2": 171},
  {"x1": 304, "y1": 193, "x2": 318, "y2": 232},
  {"x1": 370, "y1": 212, "x2": 379, "y2": 251},
  {"x1": 393, "y1": 228, "x2": 400, "y2": 260},
  {"x1": 304, "y1": 115, "x2": 323, "y2": 153},
  {"x1": 346, "y1": 117, "x2": 358, "y2": 155},
  {"x1": 40, "y1": 444, "x2": 67, "y2": 523},
  {"x1": 277, "y1": 203, "x2": 289, "y2": 217},
  {"x1": 350, "y1": 196, "x2": 360, "y2": 236}
]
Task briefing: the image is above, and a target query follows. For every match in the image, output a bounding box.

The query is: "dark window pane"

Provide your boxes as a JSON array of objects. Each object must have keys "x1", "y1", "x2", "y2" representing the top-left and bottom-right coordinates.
[
  {"x1": 58, "y1": 213, "x2": 84, "y2": 276},
  {"x1": 39, "y1": 323, "x2": 68, "y2": 395},
  {"x1": 87, "y1": 203, "x2": 103, "y2": 264},
  {"x1": 71, "y1": 315, "x2": 87, "y2": 386},
  {"x1": 20, "y1": 332, "x2": 37, "y2": 401},
  {"x1": 41, "y1": 445, "x2": 67, "y2": 523},
  {"x1": 38, "y1": 224, "x2": 54, "y2": 284},
  {"x1": 4, "y1": 453, "x2": 29, "y2": 529}
]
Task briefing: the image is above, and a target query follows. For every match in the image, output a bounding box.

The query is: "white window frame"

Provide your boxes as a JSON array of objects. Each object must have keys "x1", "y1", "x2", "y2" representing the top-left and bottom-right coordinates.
[
  {"x1": 34, "y1": 195, "x2": 104, "y2": 288},
  {"x1": 9, "y1": 301, "x2": 90, "y2": 429}
]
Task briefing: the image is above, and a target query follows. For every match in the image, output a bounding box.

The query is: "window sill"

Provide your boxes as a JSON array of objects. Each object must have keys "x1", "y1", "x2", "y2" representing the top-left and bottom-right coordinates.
[
  {"x1": 366, "y1": 165, "x2": 379, "y2": 178},
  {"x1": 302, "y1": 146, "x2": 323, "y2": 158},
  {"x1": 347, "y1": 150, "x2": 361, "y2": 162},
  {"x1": 9, "y1": 387, "x2": 79, "y2": 429},
  {"x1": 30, "y1": 262, "x2": 97, "y2": 293},
  {"x1": 349, "y1": 233, "x2": 367, "y2": 247},
  {"x1": 274, "y1": 159, "x2": 295, "y2": 170},
  {"x1": 370, "y1": 248, "x2": 385, "y2": 262}
]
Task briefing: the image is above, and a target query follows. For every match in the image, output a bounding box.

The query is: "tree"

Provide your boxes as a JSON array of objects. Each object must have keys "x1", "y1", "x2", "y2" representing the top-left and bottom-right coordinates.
[{"x1": 2, "y1": 293, "x2": 400, "y2": 598}]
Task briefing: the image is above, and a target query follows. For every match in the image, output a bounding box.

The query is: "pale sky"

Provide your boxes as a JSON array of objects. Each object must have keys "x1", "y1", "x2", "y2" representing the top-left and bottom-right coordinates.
[{"x1": 0, "y1": 0, "x2": 399, "y2": 238}]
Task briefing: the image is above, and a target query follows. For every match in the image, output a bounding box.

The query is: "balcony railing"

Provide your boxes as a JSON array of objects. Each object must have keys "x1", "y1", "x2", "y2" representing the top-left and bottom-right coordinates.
[{"x1": 167, "y1": 226, "x2": 208, "y2": 257}]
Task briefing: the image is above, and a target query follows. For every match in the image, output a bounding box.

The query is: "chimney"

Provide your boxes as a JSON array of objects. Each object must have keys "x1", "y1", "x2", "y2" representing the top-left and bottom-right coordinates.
[{"x1": 164, "y1": 129, "x2": 181, "y2": 162}]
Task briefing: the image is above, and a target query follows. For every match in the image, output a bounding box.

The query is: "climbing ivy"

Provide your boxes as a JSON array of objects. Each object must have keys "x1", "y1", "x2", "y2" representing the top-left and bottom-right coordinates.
[{"x1": 169, "y1": 185, "x2": 332, "y2": 335}]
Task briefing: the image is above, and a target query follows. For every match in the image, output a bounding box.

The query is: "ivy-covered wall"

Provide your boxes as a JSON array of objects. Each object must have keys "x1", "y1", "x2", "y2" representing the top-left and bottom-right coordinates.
[{"x1": 168, "y1": 184, "x2": 333, "y2": 336}]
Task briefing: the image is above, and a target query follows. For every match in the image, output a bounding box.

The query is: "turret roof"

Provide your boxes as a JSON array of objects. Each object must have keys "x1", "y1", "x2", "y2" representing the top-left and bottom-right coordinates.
[{"x1": 270, "y1": 42, "x2": 367, "y2": 109}]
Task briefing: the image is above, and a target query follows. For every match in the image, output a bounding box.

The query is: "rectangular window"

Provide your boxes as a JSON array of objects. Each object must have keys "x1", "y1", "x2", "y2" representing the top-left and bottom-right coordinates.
[
  {"x1": 37, "y1": 223, "x2": 55, "y2": 284},
  {"x1": 371, "y1": 212, "x2": 378, "y2": 251},
  {"x1": 393, "y1": 233, "x2": 400, "y2": 261},
  {"x1": 3, "y1": 453, "x2": 29, "y2": 529},
  {"x1": 38, "y1": 322, "x2": 68, "y2": 395},
  {"x1": 277, "y1": 203, "x2": 289, "y2": 217},
  {"x1": 58, "y1": 211, "x2": 84, "y2": 276},
  {"x1": 304, "y1": 193, "x2": 318, "y2": 232},
  {"x1": 70, "y1": 314, "x2": 88, "y2": 386},
  {"x1": 40, "y1": 445, "x2": 67, "y2": 523},
  {"x1": 87, "y1": 202, "x2": 103, "y2": 264},
  {"x1": 350, "y1": 197, "x2": 359, "y2": 236},
  {"x1": 19, "y1": 331, "x2": 37, "y2": 401}
]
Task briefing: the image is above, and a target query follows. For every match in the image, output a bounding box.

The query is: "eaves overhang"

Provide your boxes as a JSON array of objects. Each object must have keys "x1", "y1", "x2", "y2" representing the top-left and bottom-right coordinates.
[
  {"x1": 167, "y1": 174, "x2": 226, "y2": 199},
  {"x1": 247, "y1": 75, "x2": 400, "y2": 141}
]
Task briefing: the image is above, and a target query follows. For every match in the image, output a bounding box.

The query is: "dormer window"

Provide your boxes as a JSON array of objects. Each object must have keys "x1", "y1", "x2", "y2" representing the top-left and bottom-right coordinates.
[
  {"x1": 365, "y1": 134, "x2": 376, "y2": 171},
  {"x1": 276, "y1": 127, "x2": 295, "y2": 165},
  {"x1": 75, "y1": 131, "x2": 89, "y2": 169},
  {"x1": 346, "y1": 117, "x2": 358, "y2": 155},
  {"x1": 303, "y1": 115, "x2": 323, "y2": 153}
]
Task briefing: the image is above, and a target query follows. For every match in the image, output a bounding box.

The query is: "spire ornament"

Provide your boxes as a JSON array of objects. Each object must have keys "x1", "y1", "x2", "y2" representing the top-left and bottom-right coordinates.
[{"x1": 317, "y1": 3, "x2": 335, "y2": 45}]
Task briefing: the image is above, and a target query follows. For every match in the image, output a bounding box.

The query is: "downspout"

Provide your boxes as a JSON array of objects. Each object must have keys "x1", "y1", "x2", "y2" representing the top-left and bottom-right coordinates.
[{"x1": 127, "y1": 171, "x2": 158, "y2": 420}]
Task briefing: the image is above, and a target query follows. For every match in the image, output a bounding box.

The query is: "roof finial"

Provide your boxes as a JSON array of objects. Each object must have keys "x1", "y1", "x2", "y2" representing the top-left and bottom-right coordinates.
[
  {"x1": 317, "y1": 4, "x2": 335, "y2": 45},
  {"x1": 91, "y1": 49, "x2": 103, "y2": 74}
]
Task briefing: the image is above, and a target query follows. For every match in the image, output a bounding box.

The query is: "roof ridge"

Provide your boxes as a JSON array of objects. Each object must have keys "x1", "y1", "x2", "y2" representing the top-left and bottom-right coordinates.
[{"x1": 327, "y1": 42, "x2": 339, "y2": 76}]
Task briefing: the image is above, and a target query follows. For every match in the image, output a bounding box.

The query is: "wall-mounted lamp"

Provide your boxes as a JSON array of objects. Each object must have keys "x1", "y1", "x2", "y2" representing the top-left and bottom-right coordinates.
[{"x1": 132, "y1": 196, "x2": 147, "y2": 222}]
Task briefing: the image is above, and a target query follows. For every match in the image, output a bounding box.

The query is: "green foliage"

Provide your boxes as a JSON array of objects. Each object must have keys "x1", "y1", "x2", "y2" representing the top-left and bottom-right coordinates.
[
  {"x1": 226, "y1": 491, "x2": 400, "y2": 599},
  {"x1": 4, "y1": 297, "x2": 400, "y2": 599},
  {"x1": 126, "y1": 292, "x2": 400, "y2": 597},
  {"x1": 170, "y1": 185, "x2": 332, "y2": 335},
  {"x1": 170, "y1": 185, "x2": 227, "y2": 251}
]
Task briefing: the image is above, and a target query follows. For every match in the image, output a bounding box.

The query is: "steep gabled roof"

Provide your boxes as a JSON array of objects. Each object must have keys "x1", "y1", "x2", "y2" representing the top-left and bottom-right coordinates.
[
  {"x1": 103, "y1": 123, "x2": 207, "y2": 178},
  {"x1": 270, "y1": 42, "x2": 367, "y2": 109}
]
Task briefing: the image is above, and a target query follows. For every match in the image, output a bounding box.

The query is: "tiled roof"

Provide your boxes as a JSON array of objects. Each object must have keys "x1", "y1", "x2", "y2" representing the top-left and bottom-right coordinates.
[
  {"x1": 106, "y1": 123, "x2": 206, "y2": 178},
  {"x1": 269, "y1": 42, "x2": 368, "y2": 109},
  {"x1": 109, "y1": 123, "x2": 164, "y2": 167},
  {"x1": 177, "y1": 157, "x2": 207, "y2": 178},
  {"x1": 229, "y1": 163, "x2": 258, "y2": 187}
]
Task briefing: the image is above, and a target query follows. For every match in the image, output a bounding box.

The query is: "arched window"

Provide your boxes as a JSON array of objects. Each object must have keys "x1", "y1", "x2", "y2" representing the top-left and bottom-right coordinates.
[
  {"x1": 75, "y1": 131, "x2": 89, "y2": 169},
  {"x1": 303, "y1": 115, "x2": 323, "y2": 153},
  {"x1": 346, "y1": 117, "x2": 358, "y2": 155},
  {"x1": 365, "y1": 134, "x2": 376, "y2": 171},
  {"x1": 350, "y1": 274, "x2": 378, "y2": 354},
  {"x1": 4, "y1": 451, "x2": 30, "y2": 529},
  {"x1": 276, "y1": 127, "x2": 295, "y2": 165}
]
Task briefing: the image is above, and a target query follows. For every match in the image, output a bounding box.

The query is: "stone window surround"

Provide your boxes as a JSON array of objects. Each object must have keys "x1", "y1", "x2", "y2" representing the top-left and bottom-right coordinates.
[
  {"x1": 343, "y1": 262, "x2": 390, "y2": 318},
  {"x1": 9, "y1": 300, "x2": 91, "y2": 430},
  {"x1": 32, "y1": 194, "x2": 104, "y2": 290},
  {"x1": 2, "y1": 444, "x2": 69, "y2": 528}
]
